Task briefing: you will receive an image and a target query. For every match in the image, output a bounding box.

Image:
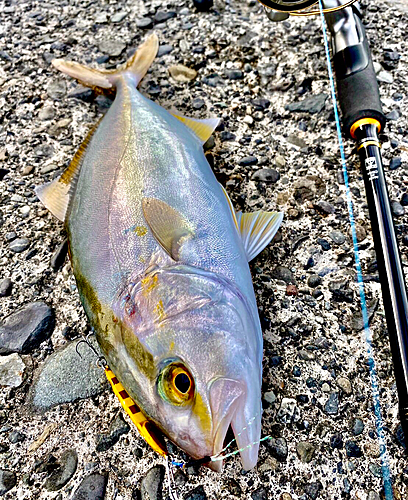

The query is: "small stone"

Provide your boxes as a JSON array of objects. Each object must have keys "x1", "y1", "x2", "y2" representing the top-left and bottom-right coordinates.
[
  {"x1": 307, "y1": 275, "x2": 321, "y2": 288},
  {"x1": 345, "y1": 440, "x2": 363, "y2": 458},
  {"x1": 193, "y1": 0, "x2": 213, "y2": 11},
  {"x1": 99, "y1": 40, "x2": 126, "y2": 57},
  {"x1": 286, "y1": 93, "x2": 328, "y2": 114},
  {"x1": 51, "y1": 239, "x2": 68, "y2": 271},
  {"x1": 314, "y1": 200, "x2": 335, "y2": 215},
  {"x1": 329, "y1": 281, "x2": 353, "y2": 303},
  {"x1": 296, "y1": 441, "x2": 315, "y2": 463},
  {"x1": 96, "y1": 414, "x2": 130, "y2": 452},
  {"x1": 154, "y1": 11, "x2": 176, "y2": 23},
  {"x1": 47, "y1": 80, "x2": 66, "y2": 100},
  {"x1": 395, "y1": 424, "x2": 406, "y2": 449},
  {"x1": 0, "y1": 302, "x2": 55, "y2": 355},
  {"x1": 263, "y1": 391, "x2": 276, "y2": 404},
  {"x1": 220, "y1": 131, "x2": 235, "y2": 141},
  {"x1": 140, "y1": 465, "x2": 165, "y2": 500},
  {"x1": 286, "y1": 284, "x2": 298, "y2": 296},
  {"x1": 22, "y1": 165, "x2": 34, "y2": 176},
  {"x1": 364, "y1": 442, "x2": 380, "y2": 458},
  {"x1": 95, "y1": 12, "x2": 108, "y2": 23},
  {"x1": 391, "y1": 201, "x2": 404, "y2": 217},
  {"x1": 9, "y1": 238, "x2": 30, "y2": 253},
  {"x1": 352, "y1": 418, "x2": 364, "y2": 436},
  {"x1": 0, "y1": 470, "x2": 16, "y2": 495},
  {"x1": 330, "y1": 433, "x2": 343, "y2": 449},
  {"x1": 251, "y1": 487, "x2": 268, "y2": 500},
  {"x1": 400, "y1": 193, "x2": 408, "y2": 206},
  {"x1": 271, "y1": 266, "x2": 295, "y2": 284},
  {"x1": 71, "y1": 473, "x2": 108, "y2": 500},
  {"x1": 0, "y1": 354, "x2": 25, "y2": 388},
  {"x1": 252, "y1": 168, "x2": 280, "y2": 183},
  {"x1": 266, "y1": 437, "x2": 288, "y2": 462},
  {"x1": 68, "y1": 86, "x2": 94, "y2": 102},
  {"x1": 298, "y1": 349, "x2": 316, "y2": 361},
  {"x1": 287, "y1": 134, "x2": 307, "y2": 149},
  {"x1": 304, "y1": 481, "x2": 323, "y2": 500},
  {"x1": 169, "y1": 64, "x2": 197, "y2": 82},
  {"x1": 321, "y1": 382, "x2": 331, "y2": 392},
  {"x1": 192, "y1": 98, "x2": 205, "y2": 110},
  {"x1": 351, "y1": 298, "x2": 378, "y2": 331},
  {"x1": 389, "y1": 157, "x2": 402, "y2": 170},
  {"x1": 317, "y1": 238, "x2": 331, "y2": 251},
  {"x1": 44, "y1": 449, "x2": 78, "y2": 491},
  {"x1": 0, "y1": 278, "x2": 12, "y2": 297},
  {"x1": 280, "y1": 494, "x2": 293, "y2": 500},
  {"x1": 136, "y1": 18, "x2": 153, "y2": 29},
  {"x1": 238, "y1": 156, "x2": 258, "y2": 167},
  {"x1": 277, "y1": 398, "x2": 300, "y2": 424},
  {"x1": 184, "y1": 485, "x2": 207, "y2": 500},
  {"x1": 324, "y1": 393, "x2": 339, "y2": 415},
  {"x1": 225, "y1": 69, "x2": 243, "y2": 80},
  {"x1": 0, "y1": 168, "x2": 10, "y2": 180},
  {"x1": 157, "y1": 45, "x2": 173, "y2": 57},
  {"x1": 8, "y1": 430, "x2": 25, "y2": 444},
  {"x1": 243, "y1": 115, "x2": 253, "y2": 125},
  {"x1": 386, "y1": 109, "x2": 400, "y2": 121},
  {"x1": 367, "y1": 491, "x2": 381, "y2": 500},
  {"x1": 377, "y1": 71, "x2": 393, "y2": 83},
  {"x1": 329, "y1": 230, "x2": 346, "y2": 245},
  {"x1": 38, "y1": 106, "x2": 55, "y2": 121},
  {"x1": 111, "y1": 11, "x2": 128, "y2": 23},
  {"x1": 336, "y1": 377, "x2": 352, "y2": 395}
]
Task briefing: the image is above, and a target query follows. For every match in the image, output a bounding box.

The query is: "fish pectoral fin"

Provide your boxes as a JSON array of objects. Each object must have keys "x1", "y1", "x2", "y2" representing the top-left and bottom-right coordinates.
[
  {"x1": 35, "y1": 121, "x2": 99, "y2": 222},
  {"x1": 142, "y1": 198, "x2": 194, "y2": 261},
  {"x1": 236, "y1": 211, "x2": 284, "y2": 262},
  {"x1": 170, "y1": 111, "x2": 220, "y2": 145}
]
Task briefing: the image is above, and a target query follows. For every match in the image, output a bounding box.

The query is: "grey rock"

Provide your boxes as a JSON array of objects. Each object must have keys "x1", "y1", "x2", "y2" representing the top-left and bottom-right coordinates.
[
  {"x1": 9, "y1": 238, "x2": 30, "y2": 253},
  {"x1": 0, "y1": 470, "x2": 16, "y2": 495},
  {"x1": 271, "y1": 266, "x2": 295, "y2": 284},
  {"x1": 0, "y1": 354, "x2": 25, "y2": 388},
  {"x1": 385, "y1": 109, "x2": 399, "y2": 121},
  {"x1": 193, "y1": 0, "x2": 213, "y2": 12},
  {"x1": 286, "y1": 93, "x2": 328, "y2": 114},
  {"x1": 99, "y1": 40, "x2": 126, "y2": 57},
  {"x1": 8, "y1": 430, "x2": 25, "y2": 444},
  {"x1": 140, "y1": 465, "x2": 165, "y2": 500},
  {"x1": 68, "y1": 86, "x2": 94, "y2": 102},
  {"x1": 277, "y1": 398, "x2": 300, "y2": 424},
  {"x1": 263, "y1": 391, "x2": 276, "y2": 404},
  {"x1": 287, "y1": 134, "x2": 307, "y2": 149},
  {"x1": 307, "y1": 275, "x2": 321, "y2": 288},
  {"x1": 184, "y1": 485, "x2": 207, "y2": 500},
  {"x1": 389, "y1": 157, "x2": 401, "y2": 170},
  {"x1": 377, "y1": 71, "x2": 393, "y2": 83},
  {"x1": 401, "y1": 192, "x2": 408, "y2": 206},
  {"x1": 94, "y1": 12, "x2": 108, "y2": 23},
  {"x1": 0, "y1": 278, "x2": 12, "y2": 297},
  {"x1": 71, "y1": 473, "x2": 108, "y2": 500},
  {"x1": 304, "y1": 481, "x2": 323, "y2": 499},
  {"x1": 296, "y1": 441, "x2": 315, "y2": 463},
  {"x1": 391, "y1": 200, "x2": 404, "y2": 216},
  {"x1": 96, "y1": 414, "x2": 130, "y2": 452},
  {"x1": 324, "y1": 393, "x2": 339, "y2": 415},
  {"x1": 251, "y1": 487, "x2": 268, "y2": 500},
  {"x1": 368, "y1": 463, "x2": 382, "y2": 478},
  {"x1": 328, "y1": 230, "x2": 346, "y2": 245},
  {"x1": 30, "y1": 337, "x2": 106, "y2": 410},
  {"x1": 336, "y1": 377, "x2": 352, "y2": 395},
  {"x1": 136, "y1": 18, "x2": 153, "y2": 29},
  {"x1": 266, "y1": 437, "x2": 288, "y2": 462},
  {"x1": 45, "y1": 449, "x2": 78, "y2": 491},
  {"x1": 0, "y1": 301, "x2": 55, "y2": 355},
  {"x1": 157, "y1": 45, "x2": 173, "y2": 57},
  {"x1": 154, "y1": 11, "x2": 176, "y2": 23},
  {"x1": 4, "y1": 232, "x2": 16, "y2": 242},
  {"x1": 51, "y1": 239, "x2": 68, "y2": 271},
  {"x1": 252, "y1": 168, "x2": 280, "y2": 183},
  {"x1": 238, "y1": 156, "x2": 258, "y2": 167},
  {"x1": 38, "y1": 106, "x2": 55, "y2": 121},
  {"x1": 345, "y1": 440, "x2": 363, "y2": 458},
  {"x1": 350, "y1": 298, "x2": 378, "y2": 331},
  {"x1": 352, "y1": 418, "x2": 364, "y2": 436},
  {"x1": 314, "y1": 200, "x2": 335, "y2": 214},
  {"x1": 111, "y1": 11, "x2": 128, "y2": 23},
  {"x1": 192, "y1": 98, "x2": 205, "y2": 110},
  {"x1": 298, "y1": 349, "x2": 316, "y2": 361},
  {"x1": 47, "y1": 80, "x2": 67, "y2": 100},
  {"x1": 225, "y1": 69, "x2": 243, "y2": 80}
]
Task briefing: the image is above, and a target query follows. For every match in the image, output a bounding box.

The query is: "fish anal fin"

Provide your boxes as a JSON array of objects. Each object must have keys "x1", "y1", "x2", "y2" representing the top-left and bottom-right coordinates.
[
  {"x1": 35, "y1": 121, "x2": 99, "y2": 222},
  {"x1": 236, "y1": 211, "x2": 284, "y2": 262},
  {"x1": 142, "y1": 198, "x2": 194, "y2": 261},
  {"x1": 170, "y1": 111, "x2": 220, "y2": 144}
]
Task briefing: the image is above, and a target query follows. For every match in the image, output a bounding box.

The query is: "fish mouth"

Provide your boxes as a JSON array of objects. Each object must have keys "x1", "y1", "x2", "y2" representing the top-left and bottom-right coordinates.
[{"x1": 209, "y1": 378, "x2": 261, "y2": 472}]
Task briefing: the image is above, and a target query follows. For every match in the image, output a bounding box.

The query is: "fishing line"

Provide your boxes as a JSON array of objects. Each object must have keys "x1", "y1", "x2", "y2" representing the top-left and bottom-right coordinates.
[{"x1": 318, "y1": 1, "x2": 393, "y2": 497}]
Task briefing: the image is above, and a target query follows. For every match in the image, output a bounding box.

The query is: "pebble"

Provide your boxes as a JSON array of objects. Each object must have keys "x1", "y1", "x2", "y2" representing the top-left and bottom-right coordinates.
[
  {"x1": 352, "y1": 418, "x2": 364, "y2": 436},
  {"x1": 367, "y1": 491, "x2": 381, "y2": 500},
  {"x1": 193, "y1": 0, "x2": 213, "y2": 11},
  {"x1": 0, "y1": 470, "x2": 16, "y2": 495},
  {"x1": 324, "y1": 393, "x2": 339, "y2": 415},
  {"x1": 400, "y1": 192, "x2": 408, "y2": 206},
  {"x1": 317, "y1": 238, "x2": 331, "y2": 251},
  {"x1": 251, "y1": 487, "x2": 268, "y2": 500},
  {"x1": 277, "y1": 398, "x2": 300, "y2": 424},
  {"x1": 286, "y1": 94, "x2": 328, "y2": 114},
  {"x1": 336, "y1": 377, "x2": 352, "y2": 395},
  {"x1": 154, "y1": 11, "x2": 176, "y2": 23},
  {"x1": 139, "y1": 465, "x2": 165, "y2": 500},
  {"x1": 266, "y1": 437, "x2": 288, "y2": 462},
  {"x1": 307, "y1": 275, "x2": 321, "y2": 288},
  {"x1": 111, "y1": 11, "x2": 128, "y2": 23},
  {"x1": 389, "y1": 157, "x2": 402, "y2": 170},
  {"x1": 271, "y1": 266, "x2": 295, "y2": 284},
  {"x1": 99, "y1": 40, "x2": 126, "y2": 57},
  {"x1": 9, "y1": 238, "x2": 30, "y2": 253},
  {"x1": 70, "y1": 474, "x2": 108, "y2": 500},
  {"x1": 225, "y1": 69, "x2": 243, "y2": 80},
  {"x1": 298, "y1": 349, "x2": 316, "y2": 361},
  {"x1": 0, "y1": 168, "x2": 10, "y2": 180},
  {"x1": 96, "y1": 414, "x2": 130, "y2": 452},
  {"x1": 391, "y1": 200, "x2": 405, "y2": 216},
  {"x1": 329, "y1": 281, "x2": 353, "y2": 303},
  {"x1": 287, "y1": 134, "x2": 307, "y2": 149},
  {"x1": 50, "y1": 239, "x2": 68, "y2": 271},
  {"x1": 377, "y1": 71, "x2": 393, "y2": 83},
  {"x1": 30, "y1": 337, "x2": 106, "y2": 410},
  {"x1": 47, "y1": 80, "x2": 66, "y2": 100},
  {"x1": 157, "y1": 45, "x2": 173, "y2": 57},
  {"x1": 328, "y1": 230, "x2": 346, "y2": 245},
  {"x1": 252, "y1": 168, "x2": 280, "y2": 183},
  {"x1": 386, "y1": 109, "x2": 400, "y2": 121},
  {"x1": 330, "y1": 433, "x2": 343, "y2": 449},
  {"x1": 8, "y1": 430, "x2": 25, "y2": 444},
  {"x1": 38, "y1": 106, "x2": 55, "y2": 121},
  {"x1": 263, "y1": 391, "x2": 276, "y2": 404},
  {"x1": 0, "y1": 354, "x2": 25, "y2": 387},
  {"x1": 68, "y1": 86, "x2": 93, "y2": 102},
  {"x1": 136, "y1": 18, "x2": 153, "y2": 29},
  {"x1": 94, "y1": 12, "x2": 108, "y2": 23},
  {"x1": 0, "y1": 278, "x2": 12, "y2": 297},
  {"x1": 280, "y1": 494, "x2": 293, "y2": 500},
  {"x1": 364, "y1": 442, "x2": 380, "y2": 458},
  {"x1": 44, "y1": 449, "x2": 78, "y2": 491},
  {"x1": 169, "y1": 64, "x2": 197, "y2": 82},
  {"x1": 238, "y1": 156, "x2": 258, "y2": 167},
  {"x1": 0, "y1": 302, "x2": 55, "y2": 355},
  {"x1": 296, "y1": 441, "x2": 315, "y2": 463},
  {"x1": 184, "y1": 485, "x2": 207, "y2": 500},
  {"x1": 345, "y1": 440, "x2": 363, "y2": 458},
  {"x1": 314, "y1": 200, "x2": 335, "y2": 215},
  {"x1": 304, "y1": 481, "x2": 322, "y2": 500}
]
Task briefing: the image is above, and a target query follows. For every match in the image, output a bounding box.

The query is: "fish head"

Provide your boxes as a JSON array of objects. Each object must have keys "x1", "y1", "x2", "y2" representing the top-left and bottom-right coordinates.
[{"x1": 114, "y1": 266, "x2": 262, "y2": 471}]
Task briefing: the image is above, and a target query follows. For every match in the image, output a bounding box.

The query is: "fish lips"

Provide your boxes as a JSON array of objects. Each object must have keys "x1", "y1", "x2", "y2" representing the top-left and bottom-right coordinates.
[{"x1": 209, "y1": 377, "x2": 261, "y2": 472}]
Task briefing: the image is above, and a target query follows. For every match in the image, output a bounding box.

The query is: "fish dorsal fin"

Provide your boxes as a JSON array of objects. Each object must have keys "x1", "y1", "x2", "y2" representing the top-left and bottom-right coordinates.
[
  {"x1": 170, "y1": 111, "x2": 220, "y2": 144},
  {"x1": 35, "y1": 121, "x2": 99, "y2": 222},
  {"x1": 142, "y1": 198, "x2": 194, "y2": 261},
  {"x1": 236, "y1": 211, "x2": 284, "y2": 262},
  {"x1": 219, "y1": 183, "x2": 239, "y2": 231}
]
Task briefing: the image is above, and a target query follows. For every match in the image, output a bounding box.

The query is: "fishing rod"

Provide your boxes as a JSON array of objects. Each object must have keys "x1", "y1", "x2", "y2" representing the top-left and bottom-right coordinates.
[{"x1": 260, "y1": 0, "x2": 408, "y2": 463}]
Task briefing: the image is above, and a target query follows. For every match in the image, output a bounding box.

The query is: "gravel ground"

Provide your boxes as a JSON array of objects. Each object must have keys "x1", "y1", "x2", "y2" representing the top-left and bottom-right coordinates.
[{"x1": 1, "y1": 0, "x2": 408, "y2": 498}]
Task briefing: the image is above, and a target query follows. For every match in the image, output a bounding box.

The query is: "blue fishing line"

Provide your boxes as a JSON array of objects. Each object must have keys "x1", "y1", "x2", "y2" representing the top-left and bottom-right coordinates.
[{"x1": 318, "y1": 2, "x2": 393, "y2": 497}]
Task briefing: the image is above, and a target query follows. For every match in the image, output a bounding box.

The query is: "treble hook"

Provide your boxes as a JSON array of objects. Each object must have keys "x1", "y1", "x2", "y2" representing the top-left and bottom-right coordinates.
[{"x1": 75, "y1": 331, "x2": 107, "y2": 369}]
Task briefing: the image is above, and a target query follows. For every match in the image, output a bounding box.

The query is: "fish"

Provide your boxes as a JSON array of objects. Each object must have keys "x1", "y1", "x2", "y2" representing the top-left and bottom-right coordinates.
[{"x1": 36, "y1": 34, "x2": 283, "y2": 471}]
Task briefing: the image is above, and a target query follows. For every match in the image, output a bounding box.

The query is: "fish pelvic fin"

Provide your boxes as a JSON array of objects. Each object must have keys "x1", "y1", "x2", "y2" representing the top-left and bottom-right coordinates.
[
  {"x1": 236, "y1": 211, "x2": 284, "y2": 262},
  {"x1": 52, "y1": 34, "x2": 159, "y2": 91},
  {"x1": 35, "y1": 120, "x2": 100, "y2": 222}
]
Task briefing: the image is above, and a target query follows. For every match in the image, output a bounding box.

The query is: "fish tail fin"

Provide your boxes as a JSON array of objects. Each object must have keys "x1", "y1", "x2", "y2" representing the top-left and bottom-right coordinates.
[{"x1": 52, "y1": 34, "x2": 159, "y2": 91}]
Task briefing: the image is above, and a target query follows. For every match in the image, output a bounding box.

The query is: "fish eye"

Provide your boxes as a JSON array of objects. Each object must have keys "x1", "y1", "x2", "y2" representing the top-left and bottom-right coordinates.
[{"x1": 158, "y1": 363, "x2": 194, "y2": 406}]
